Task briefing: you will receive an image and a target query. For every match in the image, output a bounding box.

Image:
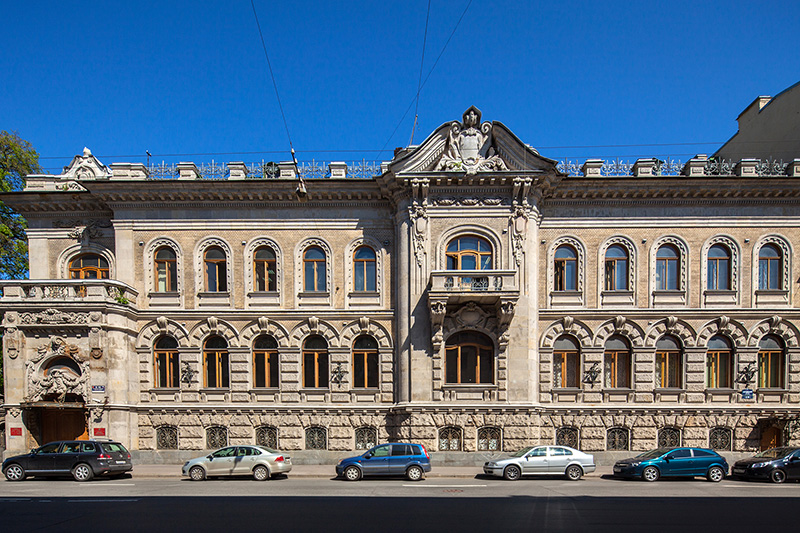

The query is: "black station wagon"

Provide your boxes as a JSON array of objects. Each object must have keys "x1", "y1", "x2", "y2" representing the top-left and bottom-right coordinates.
[{"x1": 2, "y1": 439, "x2": 132, "y2": 482}]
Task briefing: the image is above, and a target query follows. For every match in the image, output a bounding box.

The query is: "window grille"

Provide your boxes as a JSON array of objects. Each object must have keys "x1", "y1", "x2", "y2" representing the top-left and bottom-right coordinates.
[
  {"x1": 556, "y1": 427, "x2": 579, "y2": 448},
  {"x1": 709, "y1": 427, "x2": 732, "y2": 451},
  {"x1": 206, "y1": 426, "x2": 228, "y2": 449},
  {"x1": 305, "y1": 427, "x2": 327, "y2": 450},
  {"x1": 477, "y1": 427, "x2": 502, "y2": 451},
  {"x1": 255, "y1": 426, "x2": 278, "y2": 449},
  {"x1": 607, "y1": 428, "x2": 629, "y2": 451},
  {"x1": 658, "y1": 427, "x2": 681, "y2": 448},
  {"x1": 355, "y1": 427, "x2": 377, "y2": 450},
  {"x1": 156, "y1": 425, "x2": 178, "y2": 449},
  {"x1": 439, "y1": 426, "x2": 462, "y2": 451}
]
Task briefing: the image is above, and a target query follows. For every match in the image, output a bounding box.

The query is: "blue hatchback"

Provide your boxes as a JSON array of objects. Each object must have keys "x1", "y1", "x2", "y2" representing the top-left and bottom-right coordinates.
[
  {"x1": 336, "y1": 443, "x2": 431, "y2": 481},
  {"x1": 613, "y1": 447, "x2": 728, "y2": 482}
]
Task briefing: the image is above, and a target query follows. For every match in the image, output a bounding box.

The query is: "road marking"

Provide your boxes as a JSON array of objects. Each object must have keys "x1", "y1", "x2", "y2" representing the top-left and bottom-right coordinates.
[
  {"x1": 81, "y1": 483, "x2": 135, "y2": 486},
  {"x1": 67, "y1": 499, "x2": 139, "y2": 503},
  {"x1": 402, "y1": 484, "x2": 487, "y2": 488},
  {"x1": 0, "y1": 498, "x2": 31, "y2": 502}
]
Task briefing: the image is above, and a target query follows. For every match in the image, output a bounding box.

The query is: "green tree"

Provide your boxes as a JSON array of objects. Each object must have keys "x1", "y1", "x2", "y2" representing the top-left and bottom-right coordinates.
[{"x1": 0, "y1": 130, "x2": 41, "y2": 279}]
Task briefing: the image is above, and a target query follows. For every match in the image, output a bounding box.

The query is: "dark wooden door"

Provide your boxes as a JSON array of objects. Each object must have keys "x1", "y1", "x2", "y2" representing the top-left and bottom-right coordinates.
[
  {"x1": 760, "y1": 426, "x2": 782, "y2": 451},
  {"x1": 41, "y1": 409, "x2": 87, "y2": 443}
]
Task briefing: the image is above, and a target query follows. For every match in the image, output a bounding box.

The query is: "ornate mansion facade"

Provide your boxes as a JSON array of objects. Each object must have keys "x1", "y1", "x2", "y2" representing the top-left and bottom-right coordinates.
[{"x1": 2, "y1": 105, "x2": 800, "y2": 461}]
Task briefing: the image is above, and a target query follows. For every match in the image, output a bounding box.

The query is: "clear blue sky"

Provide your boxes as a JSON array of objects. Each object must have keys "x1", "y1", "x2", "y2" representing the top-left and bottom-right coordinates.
[{"x1": 3, "y1": 0, "x2": 799, "y2": 174}]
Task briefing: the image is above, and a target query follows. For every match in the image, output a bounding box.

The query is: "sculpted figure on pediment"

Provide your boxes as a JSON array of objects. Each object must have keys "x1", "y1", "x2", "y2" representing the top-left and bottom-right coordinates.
[{"x1": 437, "y1": 106, "x2": 508, "y2": 174}]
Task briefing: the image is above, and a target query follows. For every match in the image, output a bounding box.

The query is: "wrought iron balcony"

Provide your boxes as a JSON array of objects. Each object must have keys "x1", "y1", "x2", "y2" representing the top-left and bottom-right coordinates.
[
  {"x1": 429, "y1": 270, "x2": 518, "y2": 305},
  {"x1": 0, "y1": 279, "x2": 138, "y2": 306}
]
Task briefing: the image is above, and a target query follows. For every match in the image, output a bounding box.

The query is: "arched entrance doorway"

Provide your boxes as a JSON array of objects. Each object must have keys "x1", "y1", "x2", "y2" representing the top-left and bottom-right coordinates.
[{"x1": 760, "y1": 425, "x2": 782, "y2": 451}]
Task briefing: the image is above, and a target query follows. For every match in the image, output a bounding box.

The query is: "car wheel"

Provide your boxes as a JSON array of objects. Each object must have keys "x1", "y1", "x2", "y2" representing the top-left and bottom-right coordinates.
[
  {"x1": 770, "y1": 469, "x2": 787, "y2": 484},
  {"x1": 707, "y1": 466, "x2": 725, "y2": 482},
  {"x1": 406, "y1": 465, "x2": 424, "y2": 482},
  {"x1": 189, "y1": 466, "x2": 206, "y2": 481},
  {"x1": 4, "y1": 464, "x2": 26, "y2": 482},
  {"x1": 344, "y1": 465, "x2": 362, "y2": 481},
  {"x1": 253, "y1": 465, "x2": 270, "y2": 481},
  {"x1": 565, "y1": 465, "x2": 583, "y2": 481},
  {"x1": 642, "y1": 466, "x2": 660, "y2": 482},
  {"x1": 72, "y1": 464, "x2": 94, "y2": 482},
  {"x1": 503, "y1": 465, "x2": 521, "y2": 481}
]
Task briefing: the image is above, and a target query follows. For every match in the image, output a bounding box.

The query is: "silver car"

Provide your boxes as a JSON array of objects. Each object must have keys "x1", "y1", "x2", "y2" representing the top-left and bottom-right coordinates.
[
  {"x1": 483, "y1": 445, "x2": 595, "y2": 481},
  {"x1": 182, "y1": 445, "x2": 292, "y2": 481}
]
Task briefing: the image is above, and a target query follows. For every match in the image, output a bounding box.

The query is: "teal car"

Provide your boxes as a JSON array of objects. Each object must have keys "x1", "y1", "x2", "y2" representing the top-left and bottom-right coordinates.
[{"x1": 613, "y1": 447, "x2": 728, "y2": 482}]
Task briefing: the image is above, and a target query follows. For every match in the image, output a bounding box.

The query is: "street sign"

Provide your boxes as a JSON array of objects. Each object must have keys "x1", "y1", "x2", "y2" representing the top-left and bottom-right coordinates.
[
  {"x1": 92, "y1": 385, "x2": 105, "y2": 393},
  {"x1": 741, "y1": 388, "x2": 754, "y2": 400}
]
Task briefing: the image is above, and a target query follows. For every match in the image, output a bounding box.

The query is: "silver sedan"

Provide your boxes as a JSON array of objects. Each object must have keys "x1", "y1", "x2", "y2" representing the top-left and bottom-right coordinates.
[
  {"x1": 182, "y1": 445, "x2": 292, "y2": 481},
  {"x1": 483, "y1": 445, "x2": 595, "y2": 481}
]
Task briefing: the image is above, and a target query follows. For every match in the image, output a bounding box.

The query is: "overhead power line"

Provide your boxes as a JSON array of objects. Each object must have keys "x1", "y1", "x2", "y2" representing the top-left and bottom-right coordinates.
[{"x1": 409, "y1": 0, "x2": 432, "y2": 146}]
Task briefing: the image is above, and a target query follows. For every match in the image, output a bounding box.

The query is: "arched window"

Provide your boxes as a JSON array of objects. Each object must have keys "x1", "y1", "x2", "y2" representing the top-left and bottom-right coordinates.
[
  {"x1": 656, "y1": 244, "x2": 680, "y2": 290},
  {"x1": 305, "y1": 427, "x2": 327, "y2": 450},
  {"x1": 707, "y1": 244, "x2": 731, "y2": 290},
  {"x1": 303, "y1": 246, "x2": 327, "y2": 292},
  {"x1": 44, "y1": 357, "x2": 81, "y2": 377},
  {"x1": 355, "y1": 427, "x2": 377, "y2": 450},
  {"x1": 556, "y1": 427, "x2": 579, "y2": 448},
  {"x1": 758, "y1": 335, "x2": 785, "y2": 388},
  {"x1": 352, "y1": 336, "x2": 379, "y2": 388},
  {"x1": 604, "y1": 335, "x2": 631, "y2": 388},
  {"x1": 154, "y1": 247, "x2": 177, "y2": 292},
  {"x1": 758, "y1": 244, "x2": 782, "y2": 290},
  {"x1": 604, "y1": 244, "x2": 628, "y2": 291},
  {"x1": 707, "y1": 335, "x2": 733, "y2": 388},
  {"x1": 204, "y1": 247, "x2": 227, "y2": 292},
  {"x1": 658, "y1": 427, "x2": 681, "y2": 448},
  {"x1": 478, "y1": 427, "x2": 502, "y2": 451},
  {"x1": 69, "y1": 254, "x2": 109, "y2": 279},
  {"x1": 655, "y1": 335, "x2": 682, "y2": 389},
  {"x1": 353, "y1": 246, "x2": 377, "y2": 292},
  {"x1": 206, "y1": 426, "x2": 228, "y2": 449},
  {"x1": 446, "y1": 236, "x2": 492, "y2": 270},
  {"x1": 445, "y1": 331, "x2": 494, "y2": 384},
  {"x1": 439, "y1": 426, "x2": 462, "y2": 451},
  {"x1": 709, "y1": 427, "x2": 732, "y2": 451},
  {"x1": 253, "y1": 335, "x2": 278, "y2": 388},
  {"x1": 203, "y1": 336, "x2": 229, "y2": 388},
  {"x1": 303, "y1": 336, "x2": 329, "y2": 388},
  {"x1": 553, "y1": 336, "x2": 579, "y2": 388},
  {"x1": 554, "y1": 245, "x2": 577, "y2": 291},
  {"x1": 156, "y1": 425, "x2": 178, "y2": 449},
  {"x1": 255, "y1": 426, "x2": 278, "y2": 449},
  {"x1": 253, "y1": 246, "x2": 277, "y2": 292},
  {"x1": 607, "y1": 428, "x2": 629, "y2": 451},
  {"x1": 154, "y1": 336, "x2": 179, "y2": 388}
]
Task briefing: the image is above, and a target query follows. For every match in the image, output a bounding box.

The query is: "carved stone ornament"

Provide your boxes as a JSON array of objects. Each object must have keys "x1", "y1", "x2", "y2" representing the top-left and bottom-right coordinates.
[
  {"x1": 497, "y1": 301, "x2": 515, "y2": 327},
  {"x1": 61, "y1": 147, "x2": 111, "y2": 180},
  {"x1": 8, "y1": 408, "x2": 22, "y2": 419},
  {"x1": 454, "y1": 302, "x2": 488, "y2": 329},
  {"x1": 359, "y1": 316, "x2": 370, "y2": 334},
  {"x1": 157, "y1": 316, "x2": 169, "y2": 332},
  {"x1": 258, "y1": 316, "x2": 270, "y2": 332},
  {"x1": 410, "y1": 204, "x2": 428, "y2": 267},
  {"x1": 20, "y1": 308, "x2": 89, "y2": 325},
  {"x1": 207, "y1": 316, "x2": 219, "y2": 333},
  {"x1": 430, "y1": 301, "x2": 447, "y2": 328},
  {"x1": 27, "y1": 337, "x2": 90, "y2": 403},
  {"x1": 90, "y1": 347, "x2": 103, "y2": 360},
  {"x1": 437, "y1": 106, "x2": 508, "y2": 175},
  {"x1": 308, "y1": 316, "x2": 320, "y2": 334}
]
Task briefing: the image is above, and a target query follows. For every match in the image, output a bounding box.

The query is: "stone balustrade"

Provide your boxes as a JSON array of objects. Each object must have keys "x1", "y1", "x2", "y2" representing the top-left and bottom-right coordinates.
[{"x1": 0, "y1": 279, "x2": 138, "y2": 305}]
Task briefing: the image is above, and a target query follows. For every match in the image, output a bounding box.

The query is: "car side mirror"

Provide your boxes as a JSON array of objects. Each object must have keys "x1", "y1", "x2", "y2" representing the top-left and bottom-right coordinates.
[
  {"x1": 665, "y1": 455, "x2": 674, "y2": 461},
  {"x1": 525, "y1": 456, "x2": 529, "y2": 460},
  {"x1": 364, "y1": 453, "x2": 373, "y2": 459},
  {"x1": 790, "y1": 456, "x2": 800, "y2": 462},
  {"x1": 30, "y1": 449, "x2": 37, "y2": 454},
  {"x1": 207, "y1": 455, "x2": 214, "y2": 461}
]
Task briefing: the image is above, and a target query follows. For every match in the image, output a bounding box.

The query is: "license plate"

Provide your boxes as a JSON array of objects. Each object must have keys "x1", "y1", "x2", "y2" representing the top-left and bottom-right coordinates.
[
  {"x1": 613, "y1": 467, "x2": 621, "y2": 472},
  {"x1": 733, "y1": 468, "x2": 744, "y2": 474},
  {"x1": 116, "y1": 460, "x2": 127, "y2": 464}
]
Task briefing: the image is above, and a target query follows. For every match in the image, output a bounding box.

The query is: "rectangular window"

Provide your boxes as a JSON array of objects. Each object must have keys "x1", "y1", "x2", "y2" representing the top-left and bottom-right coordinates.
[
  {"x1": 759, "y1": 259, "x2": 781, "y2": 290},
  {"x1": 205, "y1": 352, "x2": 229, "y2": 388},
  {"x1": 656, "y1": 258, "x2": 679, "y2": 290},
  {"x1": 254, "y1": 263, "x2": 276, "y2": 292},
  {"x1": 303, "y1": 351, "x2": 329, "y2": 388},
  {"x1": 604, "y1": 351, "x2": 630, "y2": 388},
  {"x1": 758, "y1": 351, "x2": 784, "y2": 388},
  {"x1": 554, "y1": 351, "x2": 578, "y2": 388},
  {"x1": 655, "y1": 351, "x2": 681, "y2": 388},
  {"x1": 353, "y1": 351, "x2": 379, "y2": 388},
  {"x1": 706, "y1": 352, "x2": 731, "y2": 388},
  {"x1": 155, "y1": 351, "x2": 179, "y2": 388},
  {"x1": 254, "y1": 350, "x2": 278, "y2": 388}
]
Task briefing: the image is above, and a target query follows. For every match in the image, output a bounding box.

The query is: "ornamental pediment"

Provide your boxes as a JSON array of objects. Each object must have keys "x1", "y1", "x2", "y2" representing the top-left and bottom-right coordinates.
[
  {"x1": 389, "y1": 106, "x2": 560, "y2": 176},
  {"x1": 62, "y1": 147, "x2": 111, "y2": 180}
]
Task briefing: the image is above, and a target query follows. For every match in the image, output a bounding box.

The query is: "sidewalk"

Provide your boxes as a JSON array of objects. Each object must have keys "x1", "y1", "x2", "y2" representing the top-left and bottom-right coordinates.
[{"x1": 132, "y1": 463, "x2": 614, "y2": 479}]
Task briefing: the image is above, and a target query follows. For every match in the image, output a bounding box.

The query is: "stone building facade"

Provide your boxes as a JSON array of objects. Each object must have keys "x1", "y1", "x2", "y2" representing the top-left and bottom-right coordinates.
[{"x1": 2, "y1": 104, "x2": 800, "y2": 462}]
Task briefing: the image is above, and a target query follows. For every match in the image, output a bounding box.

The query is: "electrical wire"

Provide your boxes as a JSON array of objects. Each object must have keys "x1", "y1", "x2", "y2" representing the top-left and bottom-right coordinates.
[{"x1": 409, "y1": 0, "x2": 432, "y2": 145}]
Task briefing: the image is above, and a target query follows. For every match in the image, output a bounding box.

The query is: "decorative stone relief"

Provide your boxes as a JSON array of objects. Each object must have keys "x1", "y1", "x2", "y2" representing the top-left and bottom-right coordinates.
[
  {"x1": 61, "y1": 147, "x2": 111, "y2": 179},
  {"x1": 540, "y1": 317, "x2": 593, "y2": 348},
  {"x1": 509, "y1": 205, "x2": 530, "y2": 266},
  {"x1": 19, "y1": 308, "x2": 89, "y2": 325},
  {"x1": 437, "y1": 106, "x2": 508, "y2": 174},
  {"x1": 5, "y1": 326, "x2": 19, "y2": 359},
  {"x1": 696, "y1": 317, "x2": 748, "y2": 347},
  {"x1": 26, "y1": 337, "x2": 90, "y2": 403},
  {"x1": 410, "y1": 204, "x2": 428, "y2": 267}
]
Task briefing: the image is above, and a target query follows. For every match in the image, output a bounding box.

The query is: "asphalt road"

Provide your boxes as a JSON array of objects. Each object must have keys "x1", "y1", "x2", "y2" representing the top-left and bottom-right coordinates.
[{"x1": 0, "y1": 476, "x2": 797, "y2": 532}]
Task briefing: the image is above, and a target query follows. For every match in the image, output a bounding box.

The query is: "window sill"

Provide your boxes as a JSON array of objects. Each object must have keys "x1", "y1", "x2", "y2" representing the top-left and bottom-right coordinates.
[
  {"x1": 197, "y1": 291, "x2": 231, "y2": 308},
  {"x1": 754, "y1": 289, "x2": 790, "y2": 307},
  {"x1": 246, "y1": 291, "x2": 280, "y2": 307},
  {"x1": 552, "y1": 387, "x2": 581, "y2": 392},
  {"x1": 150, "y1": 387, "x2": 181, "y2": 392},
  {"x1": 549, "y1": 290, "x2": 584, "y2": 308},
  {"x1": 442, "y1": 383, "x2": 497, "y2": 388},
  {"x1": 148, "y1": 291, "x2": 181, "y2": 307},
  {"x1": 654, "y1": 387, "x2": 684, "y2": 392},
  {"x1": 297, "y1": 291, "x2": 331, "y2": 306},
  {"x1": 652, "y1": 290, "x2": 687, "y2": 307},
  {"x1": 600, "y1": 290, "x2": 634, "y2": 307},
  {"x1": 703, "y1": 290, "x2": 737, "y2": 307}
]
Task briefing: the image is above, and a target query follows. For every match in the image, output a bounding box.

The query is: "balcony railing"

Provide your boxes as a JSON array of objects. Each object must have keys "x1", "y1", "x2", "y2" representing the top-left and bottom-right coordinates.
[
  {"x1": 430, "y1": 270, "x2": 517, "y2": 293},
  {"x1": 0, "y1": 280, "x2": 138, "y2": 305}
]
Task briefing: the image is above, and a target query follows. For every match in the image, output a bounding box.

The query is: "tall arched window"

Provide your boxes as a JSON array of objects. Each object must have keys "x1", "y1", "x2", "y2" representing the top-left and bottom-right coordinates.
[
  {"x1": 655, "y1": 335, "x2": 682, "y2": 389},
  {"x1": 253, "y1": 335, "x2": 278, "y2": 388},
  {"x1": 707, "y1": 244, "x2": 731, "y2": 290},
  {"x1": 303, "y1": 336, "x2": 329, "y2": 388},
  {"x1": 477, "y1": 427, "x2": 502, "y2": 451},
  {"x1": 253, "y1": 247, "x2": 277, "y2": 292},
  {"x1": 204, "y1": 247, "x2": 227, "y2": 292},
  {"x1": 553, "y1": 336, "x2": 579, "y2": 388},
  {"x1": 445, "y1": 331, "x2": 494, "y2": 384},
  {"x1": 446, "y1": 236, "x2": 492, "y2": 270},
  {"x1": 154, "y1": 247, "x2": 177, "y2": 292},
  {"x1": 554, "y1": 245, "x2": 577, "y2": 291},
  {"x1": 203, "y1": 336, "x2": 229, "y2": 388},
  {"x1": 758, "y1": 335, "x2": 785, "y2": 388},
  {"x1": 353, "y1": 246, "x2": 377, "y2": 292},
  {"x1": 655, "y1": 244, "x2": 680, "y2": 290},
  {"x1": 604, "y1": 336, "x2": 631, "y2": 388},
  {"x1": 303, "y1": 246, "x2": 327, "y2": 292},
  {"x1": 707, "y1": 335, "x2": 733, "y2": 388},
  {"x1": 758, "y1": 244, "x2": 782, "y2": 290},
  {"x1": 154, "y1": 336, "x2": 179, "y2": 388},
  {"x1": 604, "y1": 244, "x2": 628, "y2": 291},
  {"x1": 352, "y1": 335, "x2": 379, "y2": 388},
  {"x1": 69, "y1": 254, "x2": 109, "y2": 279}
]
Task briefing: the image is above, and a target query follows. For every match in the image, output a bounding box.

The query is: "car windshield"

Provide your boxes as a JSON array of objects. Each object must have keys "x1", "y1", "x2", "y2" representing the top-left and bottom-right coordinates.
[
  {"x1": 211, "y1": 447, "x2": 237, "y2": 458},
  {"x1": 754, "y1": 447, "x2": 794, "y2": 459},
  {"x1": 635, "y1": 448, "x2": 671, "y2": 459},
  {"x1": 510, "y1": 447, "x2": 535, "y2": 458}
]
